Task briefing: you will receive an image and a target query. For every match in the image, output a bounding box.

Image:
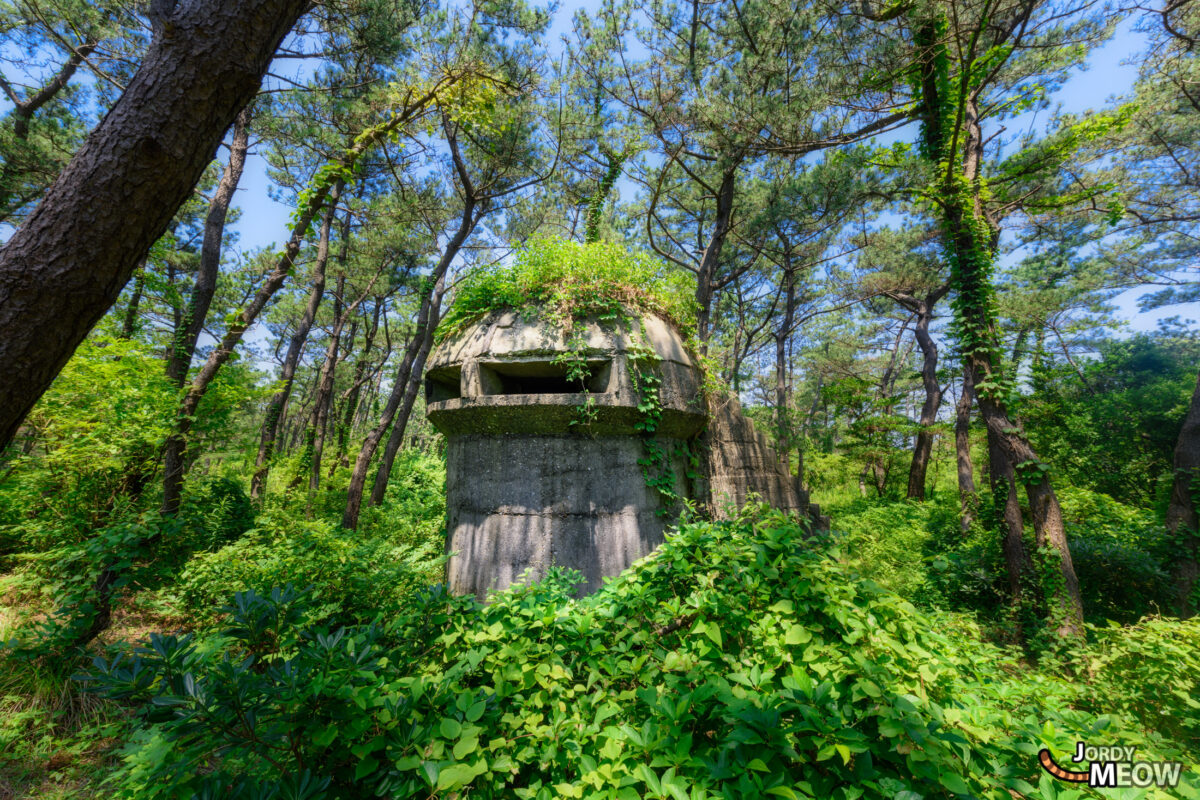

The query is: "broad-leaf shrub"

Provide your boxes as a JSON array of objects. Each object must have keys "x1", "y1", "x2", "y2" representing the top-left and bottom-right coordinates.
[
  {"x1": 1085, "y1": 615, "x2": 1200, "y2": 749},
  {"x1": 176, "y1": 510, "x2": 443, "y2": 627},
  {"x1": 1057, "y1": 488, "x2": 1176, "y2": 623},
  {"x1": 90, "y1": 508, "x2": 1199, "y2": 799}
]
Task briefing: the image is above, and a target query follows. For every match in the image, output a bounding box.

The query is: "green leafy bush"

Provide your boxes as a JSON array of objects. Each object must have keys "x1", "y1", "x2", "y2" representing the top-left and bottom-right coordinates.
[
  {"x1": 176, "y1": 510, "x2": 443, "y2": 627},
  {"x1": 1084, "y1": 616, "x2": 1200, "y2": 749},
  {"x1": 828, "y1": 497, "x2": 1005, "y2": 614},
  {"x1": 437, "y1": 237, "x2": 697, "y2": 341},
  {"x1": 176, "y1": 477, "x2": 256, "y2": 553},
  {"x1": 0, "y1": 331, "x2": 174, "y2": 557},
  {"x1": 89, "y1": 508, "x2": 1198, "y2": 799},
  {"x1": 1023, "y1": 332, "x2": 1200, "y2": 507},
  {"x1": 1057, "y1": 488, "x2": 1175, "y2": 623}
]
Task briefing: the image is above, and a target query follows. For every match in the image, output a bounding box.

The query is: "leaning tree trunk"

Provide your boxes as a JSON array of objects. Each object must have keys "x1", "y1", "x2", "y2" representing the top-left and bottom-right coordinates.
[
  {"x1": 249, "y1": 183, "x2": 342, "y2": 498},
  {"x1": 342, "y1": 273, "x2": 446, "y2": 531},
  {"x1": 955, "y1": 362, "x2": 978, "y2": 531},
  {"x1": 119, "y1": 262, "x2": 147, "y2": 339},
  {"x1": 1167, "y1": 369, "x2": 1200, "y2": 618},
  {"x1": 368, "y1": 299, "x2": 442, "y2": 507},
  {"x1": 0, "y1": 0, "x2": 310, "y2": 452},
  {"x1": 161, "y1": 165, "x2": 355, "y2": 515},
  {"x1": 331, "y1": 299, "x2": 384, "y2": 475},
  {"x1": 165, "y1": 108, "x2": 252, "y2": 386},
  {"x1": 308, "y1": 293, "x2": 350, "y2": 492},
  {"x1": 907, "y1": 302, "x2": 943, "y2": 500}
]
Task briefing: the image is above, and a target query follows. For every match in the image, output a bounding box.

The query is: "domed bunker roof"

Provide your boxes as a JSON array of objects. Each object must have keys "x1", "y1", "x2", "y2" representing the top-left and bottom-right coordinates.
[{"x1": 424, "y1": 307, "x2": 706, "y2": 439}]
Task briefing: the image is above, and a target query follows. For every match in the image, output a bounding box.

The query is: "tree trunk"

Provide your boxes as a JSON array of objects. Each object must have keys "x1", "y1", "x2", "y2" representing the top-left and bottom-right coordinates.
[
  {"x1": 1167, "y1": 369, "x2": 1200, "y2": 618},
  {"x1": 774, "y1": 265, "x2": 797, "y2": 471},
  {"x1": 986, "y1": 426, "x2": 1029, "y2": 603},
  {"x1": 308, "y1": 283, "x2": 349, "y2": 492},
  {"x1": 119, "y1": 263, "x2": 146, "y2": 339},
  {"x1": 249, "y1": 183, "x2": 342, "y2": 498},
  {"x1": 907, "y1": 302, "x2": 942, "y2": 500},
  {"x1": 0, "y1": 0, "x2": 310, "y2": 452},
  {"x1": 955, "y1": 362, "x2": 978, "y2": 531},
  {"x1": 694, "y1": 163, "x2": 738, "y2": 350},
  {"x1": 165, "y1": 107, "x2": 252, "y2": 386},
  {"x1": 161, "y1": 163, "x2": 354, "y2": 515},
  {"x1": 332, "y1": 299, "x2": 384, "y2": 475},
  {"x1": 343, "y1": 273, "x2": 446, "y2": 530},
  {"x1": 976, "y1": 386, "x2": 1082, "y2": 635},
  {"x1": 368, "y1": 305, "x2": 441, "y2": 507}
]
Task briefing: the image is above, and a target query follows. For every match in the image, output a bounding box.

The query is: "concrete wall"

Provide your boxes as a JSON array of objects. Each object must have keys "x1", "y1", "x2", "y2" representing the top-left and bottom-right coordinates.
[
  {"x1": 427, "y1": 309, "x2": 705, "y2": 600},
  {"x1": 426, "y1": 308, "x2": 826, "y2": 601},
  {"x1": 444, "y1": 434, "x2": 692, "y2": 598},
  {"x1": 700, "y1": 393, "x2": 829, "y2": 530}
]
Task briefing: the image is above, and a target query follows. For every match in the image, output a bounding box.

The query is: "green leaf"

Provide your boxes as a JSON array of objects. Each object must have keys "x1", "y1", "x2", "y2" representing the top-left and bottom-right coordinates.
[
  {"x1": 439, "y1": 717, "x2": 463, "y2": 739},
  {"x1": 939, "y1": 773, "x2": 970, "y2": 795},
  {"x1": 453, "y1": 735, "x2": 479, "y2": 760},
  {"x1": 785, "y1": 625, "x2": 811, "y2": 645},
  {"x1": 437, "y1": 762, "x2": 482, "y2": 791}
]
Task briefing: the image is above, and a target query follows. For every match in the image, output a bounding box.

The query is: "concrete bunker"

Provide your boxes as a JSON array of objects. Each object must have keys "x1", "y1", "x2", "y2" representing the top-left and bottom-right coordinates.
[{"x1": 425, "y1": 307, "x2": 827, "y2": 600}]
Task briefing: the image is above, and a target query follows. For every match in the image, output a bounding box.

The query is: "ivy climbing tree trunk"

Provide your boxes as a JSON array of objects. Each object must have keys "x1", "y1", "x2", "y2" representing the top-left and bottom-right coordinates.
[
  {"x1": 0, "y1": 0, "x2": 310, "y2": 452},
  {"x1": 1167, "y1": 369, "x2": 1200, "y2": 618},
  {"x1": 955, "y1": 362, "x2": 978, "y2": 532},
  {"x1": 911, "y1": 11, "x2": 1083, "y2": 637},
  {"x1": 987, "y1": 428, "x2": 1031, "y2": 604}
]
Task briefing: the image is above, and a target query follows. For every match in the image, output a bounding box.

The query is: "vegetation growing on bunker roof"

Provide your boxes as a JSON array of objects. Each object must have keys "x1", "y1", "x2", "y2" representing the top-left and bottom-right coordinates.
[{"x1": 437, "y1": 237, "x2": 698, "y2": 342}]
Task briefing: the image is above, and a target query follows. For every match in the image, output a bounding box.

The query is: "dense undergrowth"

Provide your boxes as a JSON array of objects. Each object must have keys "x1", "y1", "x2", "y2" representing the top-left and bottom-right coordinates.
[
  {"x1": 7, "y1": 507, "x2": 1186, "y2": 799},
  {"x1": 828, "y1": 487, "x2": 1182, "y2": 628},
  {"x1": 1, "y1": 278, "x2": 1198, "y2": 799},
  {"x1": 3, "y1": 460, "x2": 1199, "y2": 797}
]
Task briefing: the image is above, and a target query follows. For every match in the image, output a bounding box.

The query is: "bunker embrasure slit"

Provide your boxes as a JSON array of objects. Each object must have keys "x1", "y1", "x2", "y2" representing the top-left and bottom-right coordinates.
[
  {"x1": 425, "y1": 365, "x2": 462, "y2": 403},
  {"x1": 477, "y1": 359, "x2": 612, "y2": 396}
]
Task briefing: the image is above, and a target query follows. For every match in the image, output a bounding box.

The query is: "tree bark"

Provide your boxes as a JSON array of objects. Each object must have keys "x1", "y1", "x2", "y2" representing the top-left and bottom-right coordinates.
[
  {"x1": 774, "y1": 265, "x2": 797, "y2": 471},
  {"x1": 0, "y1": 0, "x2": 310, "y2": 452},
  {"x1": 119, "y1": 263, "x2": 146, "y2": 339},
  {"x1": 165, "y1": 107, "x2": 252, "y2": 386},
  {"x1": 161, "y1": 164, "x2": 354, "y2": 515},
  {"x1": 906, "y1": 296, "x2": 944, "y2": 500},
  {"x1": 1167, "y1": 369, "x2": 1200, "y2": 618},
  {"x1": 343, "y1": 272, "x2": 446, "y2": 530},
  {"x1": 955, "y1": 362, "x2": 978, "y2": 531},
  {"x1": 694, "y1": 163, "x2": 737, "y2": 350},
  {"x1": 986, "y1": 424, "x2": 1030, "y2": 603},
  {"x1": 368, "y1": 305, "x2": 441, "y2": 507},
  {"x1": 331, "y1": 298, "x2": 384, "y2": 474},
  {"x1": 308, "y1": 280, "x2": 349, "y2": 492},
  {"x1": 249, "y1": 183, "x2": 342, "y2": 498}
]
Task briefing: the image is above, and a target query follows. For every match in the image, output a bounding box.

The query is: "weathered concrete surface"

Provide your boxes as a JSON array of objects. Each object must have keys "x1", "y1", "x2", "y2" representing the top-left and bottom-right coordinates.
[
  {"x1": 700, "y1": 393, "x2": 830, "y2": 530},
  {"x1": 427, "y1": 309, "x2": 704, "y2": 599},
  {"x1": 444, "y1": 435, "x2": 691, "y2": 596},
  {"x1": 426, "y1": 307, "x2": 826, "y2": 601}
]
